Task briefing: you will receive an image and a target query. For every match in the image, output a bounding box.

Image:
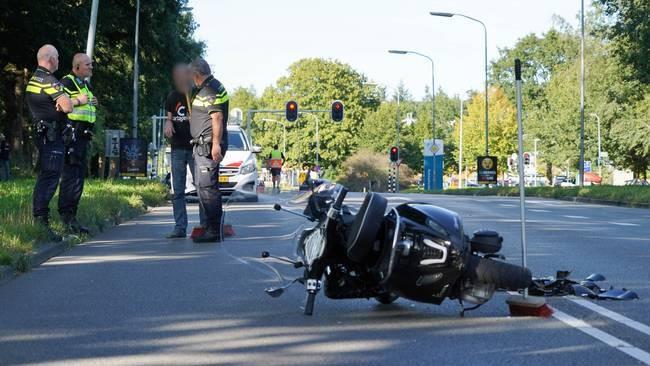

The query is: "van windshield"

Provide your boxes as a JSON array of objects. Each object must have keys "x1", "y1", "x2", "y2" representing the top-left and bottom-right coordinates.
[{"x1": 227, "y1": 131, "x2": 247, "y2": 151}]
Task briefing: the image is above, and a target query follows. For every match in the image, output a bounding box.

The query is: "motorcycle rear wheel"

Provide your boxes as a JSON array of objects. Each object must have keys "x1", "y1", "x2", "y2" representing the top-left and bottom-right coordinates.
[{"x1": 375, "y1": 293, "x2": 399, "y2": 304}]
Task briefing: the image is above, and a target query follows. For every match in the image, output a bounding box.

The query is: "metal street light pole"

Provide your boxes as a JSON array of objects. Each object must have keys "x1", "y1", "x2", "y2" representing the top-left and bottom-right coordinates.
[
  {"x1": 590, "y1": 113, "x2": 602, "y2": 178},
  {"x1": 534, "y1": 138, "x2": 540, "y2": 187},
  {"x1": 132, "y1": 0, "x2": 140, "y2": 138},
  {"x1": 388, "y1": 49, "x2": 437, "y2": 189},
  {"x1": 85, "y1": 0, "x2": 100, "y2": 59},
  {"x1": 459, "y1": 99, "x2": 464, "y2": 188},
  {"x1": 579, "y1": 0, "x2": 586, "y2": 187},
  {"x1": 430, "y1": 11, "x2": 488, "y2": 155}
]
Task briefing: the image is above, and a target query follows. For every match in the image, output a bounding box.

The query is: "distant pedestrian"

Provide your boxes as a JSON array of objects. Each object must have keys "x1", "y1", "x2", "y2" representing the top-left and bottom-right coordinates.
[
  {"x1": 267, "y1": 144, "x2": 285, "y2": 192},
  {"x1": 0, "y1": 133, "x2": 10, "y2": 181},
  {"x1": 164, "y1": 64, "x2": 205, "y2": 238},
  {"x1": 188, "y1": 57, "x2": 229, "y2": 243},
  {"x1": 25, "y1": 44, "x2": 74, "y2": 242}
]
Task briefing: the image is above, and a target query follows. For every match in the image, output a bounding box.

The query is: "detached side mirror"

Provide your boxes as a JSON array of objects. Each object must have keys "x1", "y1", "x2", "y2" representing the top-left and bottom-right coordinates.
[{"x1": 251, "y1": 146, "x2": 262, "y2": 153}]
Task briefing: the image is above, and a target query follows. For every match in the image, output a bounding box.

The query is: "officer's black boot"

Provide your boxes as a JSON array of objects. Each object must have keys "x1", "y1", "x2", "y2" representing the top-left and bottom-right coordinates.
[
  {"x1": 62, "y1": 215, "x2": 90, "y2": 235},
  {"x1": 34, "y1": 216, "x2": 63, "y2": 242}
]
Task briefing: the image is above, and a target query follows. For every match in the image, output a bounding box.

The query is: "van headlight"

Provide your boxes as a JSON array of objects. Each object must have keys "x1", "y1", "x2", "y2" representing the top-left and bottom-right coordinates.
[{"x1": 240, "y1": 162, "x2": 256, "y2": 175}]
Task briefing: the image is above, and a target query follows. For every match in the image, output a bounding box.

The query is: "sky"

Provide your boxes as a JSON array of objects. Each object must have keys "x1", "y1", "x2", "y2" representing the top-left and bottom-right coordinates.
[{"x1": 189, "y1": 0, "x2": 586, "y2": 100}]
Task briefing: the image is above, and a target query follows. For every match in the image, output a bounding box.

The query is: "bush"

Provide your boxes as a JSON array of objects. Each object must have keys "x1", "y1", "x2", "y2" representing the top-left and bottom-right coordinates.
[{"x1": 336, "y1": 149, "x2": 417, "y2": 192}]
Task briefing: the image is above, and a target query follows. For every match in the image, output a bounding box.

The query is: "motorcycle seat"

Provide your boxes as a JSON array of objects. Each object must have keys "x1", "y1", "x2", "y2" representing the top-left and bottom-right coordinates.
[{"x1": 346, "y1": 192, "x2": 387, "y2": 262}]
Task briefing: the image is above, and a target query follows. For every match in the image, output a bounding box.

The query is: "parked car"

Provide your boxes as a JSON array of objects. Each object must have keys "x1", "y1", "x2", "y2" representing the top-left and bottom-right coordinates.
[
  {"x1": 553, "y1": 175, "x2": 568, "y2": 187},
  {"x1": 182, "y1": 124, "x2": 261, "y2": 202}
]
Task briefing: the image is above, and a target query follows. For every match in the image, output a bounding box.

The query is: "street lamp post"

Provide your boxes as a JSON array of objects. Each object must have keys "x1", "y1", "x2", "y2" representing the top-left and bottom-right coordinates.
[
  {"x1": 579, "y1": 0, "x2": 586, "y2": 187},
  {"x1": 590, "y1": 113, "x2": 602, "y2": 178},
  {"x1": 85, "y1": 0, "x2": 100, "y2": 59},
  {"x1": 430, "y1": 11, "x2": 488, "y2": 156},
  {"x1": 388, "y1": 49, "x2": 437, "y2": 190},
  {"x1": 132, "y1": 0, "x2": 140, "y2": 138},
  {"x1": 458, "y1": 99, "x2": 464, "y2": 188}
]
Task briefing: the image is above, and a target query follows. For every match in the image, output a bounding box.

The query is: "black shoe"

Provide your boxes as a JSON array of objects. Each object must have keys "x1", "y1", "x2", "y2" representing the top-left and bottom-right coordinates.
[
  {"x1": 35, "y1": 216, "x2": 63, "y2": 242},
  {"x1": 192, "y1": 231, "x2": 222, "y2": 243},
  {"x1": 166, "y1": 229, "x2": 186, "y2": 239}
]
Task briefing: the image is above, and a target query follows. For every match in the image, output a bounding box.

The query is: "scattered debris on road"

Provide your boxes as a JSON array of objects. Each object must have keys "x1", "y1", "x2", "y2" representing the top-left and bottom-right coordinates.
[{"x1": 528, "y1": 271, "x2": 640, "y2": 300}]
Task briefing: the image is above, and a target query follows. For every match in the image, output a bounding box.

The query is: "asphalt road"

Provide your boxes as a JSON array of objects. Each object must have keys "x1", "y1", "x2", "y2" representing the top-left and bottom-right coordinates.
[{"x1": 1, "y1": 192, "x2": 649, "y2": 365}]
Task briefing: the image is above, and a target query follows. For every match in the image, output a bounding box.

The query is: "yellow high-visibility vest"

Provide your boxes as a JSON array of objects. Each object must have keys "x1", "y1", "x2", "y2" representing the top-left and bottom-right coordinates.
[{"x1": 62, "y1": 74, "x2": 96, "y2": 123}]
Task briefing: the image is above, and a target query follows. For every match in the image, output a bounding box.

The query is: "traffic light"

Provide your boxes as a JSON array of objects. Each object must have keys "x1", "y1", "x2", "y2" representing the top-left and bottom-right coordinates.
[
  {"x1": 523, "y1": 152, "x2": 531, "y2": 165},
  {"x1": 389, "y1": 146, "x2": 399, "y2": 162},
  {"x1": 286, "y1": 100, "x2": 298, "y2": 122},
  {"x1": 331, "y1": 100, "x2": 344, "y2": 122}
]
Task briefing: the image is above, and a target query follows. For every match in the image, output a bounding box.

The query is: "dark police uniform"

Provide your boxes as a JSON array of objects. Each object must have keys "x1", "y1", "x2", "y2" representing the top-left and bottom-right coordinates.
[
  {"x1": 190, "y1": 75, "x2": 229, "y2": 239},
  {"x1": 59, "y1": 74, "x2": 96, "y2": 224},
  {"x1": 25, "y1": 66, "x2": 67, "y2": 221}
]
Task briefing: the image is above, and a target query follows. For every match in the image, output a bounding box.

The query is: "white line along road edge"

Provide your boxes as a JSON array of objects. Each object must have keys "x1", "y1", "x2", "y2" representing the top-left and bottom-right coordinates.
[{"x1": 552, "y1": 308, "x2": 650, "y2": 365}]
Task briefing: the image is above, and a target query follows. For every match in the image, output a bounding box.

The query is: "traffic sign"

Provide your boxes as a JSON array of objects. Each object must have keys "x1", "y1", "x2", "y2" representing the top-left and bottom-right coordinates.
[
  {"x1": 423, "y1": 139, "x2": 443, "y2": 156},
  {"x1": 477, "y1": 156, "x2": 498, "y2": 185},
  {"x1": 584, "y1": 160, "x2": 591, "y2": 173}
]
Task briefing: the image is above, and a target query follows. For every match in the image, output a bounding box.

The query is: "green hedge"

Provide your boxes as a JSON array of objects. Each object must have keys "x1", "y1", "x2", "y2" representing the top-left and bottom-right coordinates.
[
  {"x1": 408, "y1": 185, "x2": 650, "y2": 206},
  {"x1": 0, "y1": 179, "x2": 167, "y2": 268}
]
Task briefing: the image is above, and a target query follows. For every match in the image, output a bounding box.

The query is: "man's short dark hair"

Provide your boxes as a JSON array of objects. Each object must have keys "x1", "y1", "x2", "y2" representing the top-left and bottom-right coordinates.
[
  {"x1": 273, "y1": 144, "x2": 279, "y2": 150},
  {"x1": 190, "y1": 57, "x2": 211, "y2": 76}
]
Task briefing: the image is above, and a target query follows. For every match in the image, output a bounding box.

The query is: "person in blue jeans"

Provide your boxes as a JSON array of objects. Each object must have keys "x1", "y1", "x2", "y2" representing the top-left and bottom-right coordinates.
[
  {"x1": 164, "y1": 64, "x2": 204, "y2": 238},
  {"x1": 0, "y1": 133, "x2": 10, "y2": 181}
]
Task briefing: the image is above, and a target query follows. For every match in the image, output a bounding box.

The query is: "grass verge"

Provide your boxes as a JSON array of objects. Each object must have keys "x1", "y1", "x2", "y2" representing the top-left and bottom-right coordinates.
[
  {"x1": 0, "y1": 179, "x2": 167, "y2": 269},
  {"x1": 404, "y1": 185, "x2": 650, "y2": 206}
]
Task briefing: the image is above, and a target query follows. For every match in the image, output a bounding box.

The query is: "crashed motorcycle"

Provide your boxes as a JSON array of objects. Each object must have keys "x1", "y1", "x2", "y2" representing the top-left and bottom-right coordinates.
[{"x1": 262, "y1": 183, "x2": 532, "y2": 316}]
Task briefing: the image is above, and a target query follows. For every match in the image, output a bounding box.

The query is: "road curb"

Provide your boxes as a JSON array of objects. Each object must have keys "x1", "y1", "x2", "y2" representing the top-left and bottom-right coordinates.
[{"x1": 555, "y1": 196, "x2": 650, "y2": 209}]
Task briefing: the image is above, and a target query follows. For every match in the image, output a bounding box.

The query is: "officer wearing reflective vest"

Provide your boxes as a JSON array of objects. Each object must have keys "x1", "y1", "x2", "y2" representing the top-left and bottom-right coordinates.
[
  {"x1": 25, "y1": 45, "x2": 74, "y2": 241},
  {"x1": 188, "y1": 57, "x2": 229, "y2": 243},
  {"x1": 59, "y1": 53, "x2": 97, "y2": 234}
]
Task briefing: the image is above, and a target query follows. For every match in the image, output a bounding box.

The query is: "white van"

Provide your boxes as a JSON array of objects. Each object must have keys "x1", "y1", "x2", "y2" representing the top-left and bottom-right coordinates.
[{"x1": 182, "y1": 125, "x2": 260, "y2": 202}]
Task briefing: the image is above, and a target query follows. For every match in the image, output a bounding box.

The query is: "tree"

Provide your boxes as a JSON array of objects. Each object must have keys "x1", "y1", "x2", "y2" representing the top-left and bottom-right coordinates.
[
  {"x1": 0, "y1": 0, "x2": 203, "y2": 169},
  {"x1": 453, "y1": 87, "x2": 517, "y2": 174}
]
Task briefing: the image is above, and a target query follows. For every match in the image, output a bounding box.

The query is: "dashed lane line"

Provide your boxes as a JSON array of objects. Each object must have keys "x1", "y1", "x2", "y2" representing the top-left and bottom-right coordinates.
[
  {"x1": 563, "y1": 215, "x2": 589, "y2": 219},
  {"x1": 529, "y1": 209, "x2": 551, "y2": 213},
  {"x1": 552, "y1": 308, "x2": 650, "y2": 365},
  {"x1": 568, "y1": 297, "x2": 650, "y2": 337},
  {"x1": 608, "y1": 222, "x2": 640, "y2": 227}
]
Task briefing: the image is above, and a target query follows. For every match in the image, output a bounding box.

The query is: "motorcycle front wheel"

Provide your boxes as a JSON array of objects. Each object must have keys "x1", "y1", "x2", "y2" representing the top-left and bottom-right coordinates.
[{"x1": 375, "y1": 293, "x2": 399, "y2": 304}]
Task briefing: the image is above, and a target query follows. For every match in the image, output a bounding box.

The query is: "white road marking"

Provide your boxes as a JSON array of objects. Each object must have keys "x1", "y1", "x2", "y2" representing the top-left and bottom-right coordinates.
[
  {"x1": 568, "y1": 298, "x2": 650, "y2": 336},
  {"x1": 499, "y1": 204, "x2": 517, "y2": 207},
  {"x1": 563, "y1": 215, "x2": 589, "y2": 219},
  {"x1": 608, "y1": 222, "x2": 640, "y2": 226},
  {"x1": 552, "y1": 308, "x2": 650, "y2": 365},
  {"x1": 529, "y1": 209, "x2": 551, "y2": 213}
]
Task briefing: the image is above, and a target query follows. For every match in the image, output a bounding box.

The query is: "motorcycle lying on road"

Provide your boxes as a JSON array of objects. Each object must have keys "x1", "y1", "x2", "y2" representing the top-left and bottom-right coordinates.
[{"x1": 262, "y1": 183, "x2": 532, "y2": 316}]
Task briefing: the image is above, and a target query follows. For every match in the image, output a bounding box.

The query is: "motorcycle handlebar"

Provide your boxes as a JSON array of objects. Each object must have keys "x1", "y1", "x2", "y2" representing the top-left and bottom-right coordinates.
[{"x1": 333, "y1": 187, "x2": 348, "y2": 210}]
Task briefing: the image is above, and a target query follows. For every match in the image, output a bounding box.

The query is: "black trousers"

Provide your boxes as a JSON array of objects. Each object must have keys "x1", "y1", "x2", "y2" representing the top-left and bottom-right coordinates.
[
  {"x1": 193, "y1": 144, "x2": 227, "y2": 234},
  {"x1": 33, "y1": 138, "x2": 65, "y2": 218},
  {"x1": 58, "y1": 136, "x2": 89, "y2": 219}
]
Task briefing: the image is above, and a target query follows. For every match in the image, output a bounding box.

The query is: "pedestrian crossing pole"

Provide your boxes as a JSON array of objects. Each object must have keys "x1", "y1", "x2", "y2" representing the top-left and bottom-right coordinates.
[{"x1": 515, "y1": 59, "x2": 528, "y2": 296}]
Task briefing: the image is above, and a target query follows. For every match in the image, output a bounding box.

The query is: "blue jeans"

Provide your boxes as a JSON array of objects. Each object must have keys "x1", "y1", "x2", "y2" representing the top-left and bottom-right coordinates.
[
  {"x1": 0, "y1": 160, "x2": 9, "y2": 181},
  {"x1": 171, "y1": 148, "x2": 205, "y2": 232}
]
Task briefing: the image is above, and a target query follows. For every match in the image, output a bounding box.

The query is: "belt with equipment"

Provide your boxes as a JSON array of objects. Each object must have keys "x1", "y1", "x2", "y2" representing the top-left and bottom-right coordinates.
[{"x1": 190, "y1": 134, "x2": 212, "y2": 157}]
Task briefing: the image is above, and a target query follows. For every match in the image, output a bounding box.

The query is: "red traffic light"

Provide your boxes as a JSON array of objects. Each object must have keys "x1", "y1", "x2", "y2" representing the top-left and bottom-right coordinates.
[
  {"x1": 286, "y1": 100, "x2": 298, "y2": 122},
  {"x1": 389, "y1": 146, "x2": 399, "y2": 162},
  {"x1": 331, "y1": 100, "x2": 344, "y2": 122}
]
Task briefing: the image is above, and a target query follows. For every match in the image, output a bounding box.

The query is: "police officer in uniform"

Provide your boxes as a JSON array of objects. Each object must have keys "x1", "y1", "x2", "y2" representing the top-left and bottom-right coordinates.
[
  {"x1": 59, "y1": 53, "x2": 97, "y2": 234},
  {"x1": 188, "y1": 58, "x2": 229, "y2": 243},
  {"x1": 25, "y1": 45, "x2": 74, "y2": 241}
]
